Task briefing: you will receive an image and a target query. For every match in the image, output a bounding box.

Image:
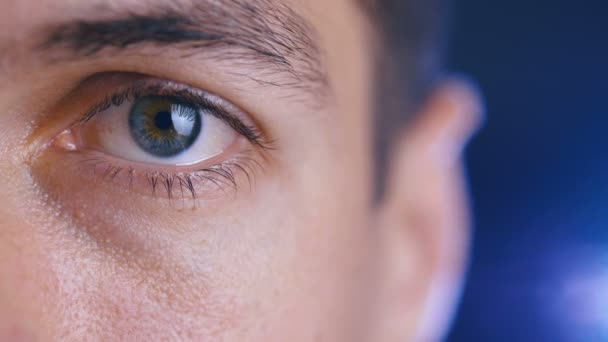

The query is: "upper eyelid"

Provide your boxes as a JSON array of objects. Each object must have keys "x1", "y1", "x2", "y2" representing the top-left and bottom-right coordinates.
[{"x1": 77, "y1": 78, "x2": 271, "y2": 149}]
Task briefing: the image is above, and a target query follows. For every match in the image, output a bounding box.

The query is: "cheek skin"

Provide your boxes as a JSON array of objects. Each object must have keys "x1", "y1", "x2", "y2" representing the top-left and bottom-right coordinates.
[
  {"x1": 0, "y1": 163, "x2": 372, "y2": 341},
  {"x1": 24, "y1": 149, "x2": 372, "y2": 341}
]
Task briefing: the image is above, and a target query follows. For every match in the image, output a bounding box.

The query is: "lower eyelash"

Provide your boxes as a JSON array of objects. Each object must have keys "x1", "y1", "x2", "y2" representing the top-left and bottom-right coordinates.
[{"x1": 80, "y1": 153, "x2": 264, "y2": 202}]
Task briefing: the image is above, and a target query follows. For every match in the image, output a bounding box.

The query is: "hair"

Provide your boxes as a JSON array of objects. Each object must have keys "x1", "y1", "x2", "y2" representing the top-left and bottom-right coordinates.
[{"x1": 364, "y1": 0, "x2": 450, "y2": 197}]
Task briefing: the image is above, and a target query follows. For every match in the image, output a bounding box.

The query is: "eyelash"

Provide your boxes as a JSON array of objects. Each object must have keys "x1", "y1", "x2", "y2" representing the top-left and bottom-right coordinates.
[
  {"x1": 71, "y1": 80, "x2": 272, "y2": 201},
  {"x1": 83, "y1": 154, "x2": 264, "y2": 201},
  {"x1": 81, "y1": 81, "x2": 269, "y2": 148}
]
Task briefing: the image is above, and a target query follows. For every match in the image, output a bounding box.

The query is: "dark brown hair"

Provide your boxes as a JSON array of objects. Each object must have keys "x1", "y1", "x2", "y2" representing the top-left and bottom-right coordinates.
[{"x1": 365, "y1": 0, "x2": 450, "y2": 197}]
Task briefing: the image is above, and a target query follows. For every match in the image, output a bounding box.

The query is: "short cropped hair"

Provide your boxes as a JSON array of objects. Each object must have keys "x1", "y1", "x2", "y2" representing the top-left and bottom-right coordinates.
[{"x1": 364, "y1": 0, "x2": 450, "y2": 197}]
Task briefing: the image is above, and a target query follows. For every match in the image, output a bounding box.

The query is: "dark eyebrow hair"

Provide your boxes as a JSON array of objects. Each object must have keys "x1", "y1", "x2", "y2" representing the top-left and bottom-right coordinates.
[{"x1": 36, "y1": 0, "x2": 328, "y2": 100}]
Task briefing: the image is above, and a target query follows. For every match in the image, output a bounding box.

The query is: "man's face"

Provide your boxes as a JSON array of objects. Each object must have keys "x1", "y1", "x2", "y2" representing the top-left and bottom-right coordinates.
[{"x1": 0, "y1": 0, "x2": 479, "y2": 340}]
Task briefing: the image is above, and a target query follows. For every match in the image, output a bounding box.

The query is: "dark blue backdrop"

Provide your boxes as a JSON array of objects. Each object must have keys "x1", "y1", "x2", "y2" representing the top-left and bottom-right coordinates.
[{"x1": 446, "y1": 0, "x2": 608, "y2": 340}]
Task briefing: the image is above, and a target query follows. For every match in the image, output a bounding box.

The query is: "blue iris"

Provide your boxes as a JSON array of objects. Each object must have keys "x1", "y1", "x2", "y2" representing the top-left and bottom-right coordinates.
[{"x1": 128, "y1": 96, "x2": 202, "y2": 157}]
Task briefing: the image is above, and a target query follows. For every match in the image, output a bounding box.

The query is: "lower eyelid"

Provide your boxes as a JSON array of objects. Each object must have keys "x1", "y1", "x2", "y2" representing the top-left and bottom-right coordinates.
[{"x1": 45, "y1": 137, "x2": 262, "y2": 202}]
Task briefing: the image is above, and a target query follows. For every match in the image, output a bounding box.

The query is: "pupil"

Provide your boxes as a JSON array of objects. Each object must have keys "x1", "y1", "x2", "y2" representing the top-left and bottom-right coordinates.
[
  {"x1": 154, "y1": 111, "x2": 173, "y2": 130},
  {"x1": 129, "y1": 96, "x2": 203, "y2": 158}
]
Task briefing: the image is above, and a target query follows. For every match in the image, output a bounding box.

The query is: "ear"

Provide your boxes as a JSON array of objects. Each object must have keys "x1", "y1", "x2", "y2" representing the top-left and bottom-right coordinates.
[{"x1": 375, "y1": 78, "x2": 483, "y2": 341}]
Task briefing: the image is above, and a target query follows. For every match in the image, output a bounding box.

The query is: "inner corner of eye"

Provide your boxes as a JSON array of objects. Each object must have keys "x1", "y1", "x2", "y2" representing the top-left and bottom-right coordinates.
[{"x1": 50, "y1": 129, "x2": 79, "y2": 152}]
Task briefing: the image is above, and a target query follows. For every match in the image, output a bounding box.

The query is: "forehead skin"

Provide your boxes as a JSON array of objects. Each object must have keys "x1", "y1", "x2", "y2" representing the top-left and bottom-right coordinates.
[{"x1": 0, "y1": 0, "x2": 378, "y2": 341}]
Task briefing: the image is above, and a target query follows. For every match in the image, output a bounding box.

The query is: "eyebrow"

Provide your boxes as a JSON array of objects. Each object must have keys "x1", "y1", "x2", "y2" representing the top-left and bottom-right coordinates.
[{"x1": 35, "y1": 0, "x2": 328, "y2": 100}]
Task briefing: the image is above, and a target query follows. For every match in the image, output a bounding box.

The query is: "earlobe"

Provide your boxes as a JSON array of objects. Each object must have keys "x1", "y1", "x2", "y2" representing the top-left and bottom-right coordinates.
[{"x1": 376, "y1": 78, "x2": 483, "y2": 341}]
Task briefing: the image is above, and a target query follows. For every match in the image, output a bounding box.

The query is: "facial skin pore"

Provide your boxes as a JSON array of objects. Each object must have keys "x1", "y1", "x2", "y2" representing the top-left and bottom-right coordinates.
[{"x1": 0, "y1": 0, "x2": 480, "y2": 341}]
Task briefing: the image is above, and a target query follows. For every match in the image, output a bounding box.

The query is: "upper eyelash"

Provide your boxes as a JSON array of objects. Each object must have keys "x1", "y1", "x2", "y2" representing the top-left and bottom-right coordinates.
[{"x1": 80, "y1": 81, "x2": 273, "y2": 149}]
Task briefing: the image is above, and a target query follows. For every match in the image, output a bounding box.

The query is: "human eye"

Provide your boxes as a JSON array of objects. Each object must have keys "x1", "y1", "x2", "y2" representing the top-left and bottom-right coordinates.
[{"x1": 46, "y1": 73, "x2": 270, "y2": 202}]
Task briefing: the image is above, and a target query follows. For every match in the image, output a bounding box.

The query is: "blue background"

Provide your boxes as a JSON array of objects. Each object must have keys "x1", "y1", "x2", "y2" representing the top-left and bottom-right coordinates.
[{"x1": 446, "y1": 0, "x2": 608, "y2": 340}]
